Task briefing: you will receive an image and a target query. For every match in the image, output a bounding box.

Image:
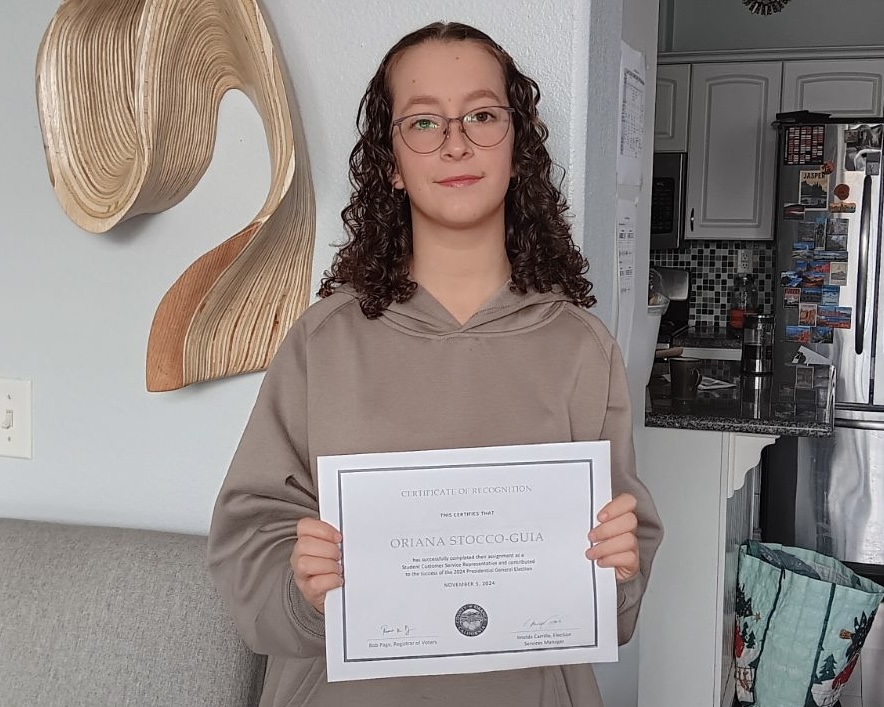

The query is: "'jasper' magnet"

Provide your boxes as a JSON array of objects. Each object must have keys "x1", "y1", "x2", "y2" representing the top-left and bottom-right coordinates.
[{"x1": 834, "y1": 183, "x2": 850, "y2": 200}]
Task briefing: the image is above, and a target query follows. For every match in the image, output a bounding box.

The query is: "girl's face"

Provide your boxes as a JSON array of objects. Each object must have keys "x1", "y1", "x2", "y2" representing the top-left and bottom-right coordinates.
[{"x1": 388, "y1": 40, "x2": 514, "y2": 234}]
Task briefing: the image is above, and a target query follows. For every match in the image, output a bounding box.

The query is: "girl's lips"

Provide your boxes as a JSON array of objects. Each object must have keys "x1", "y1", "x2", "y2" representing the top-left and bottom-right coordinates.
[{"x1": 437, "y1": 176, "x2": 482, "y2": 187}]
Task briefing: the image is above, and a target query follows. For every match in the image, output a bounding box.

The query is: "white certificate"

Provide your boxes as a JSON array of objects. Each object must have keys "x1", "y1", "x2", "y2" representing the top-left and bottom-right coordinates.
[{"x1": 317, "y1": 441, "x2": 619, "y2": 682}]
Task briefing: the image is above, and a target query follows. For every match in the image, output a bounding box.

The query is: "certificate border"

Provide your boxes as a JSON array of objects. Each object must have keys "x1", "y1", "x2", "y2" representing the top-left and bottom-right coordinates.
[{"x1": 336, "y1": 459, "x2": 598, "y2": 663}]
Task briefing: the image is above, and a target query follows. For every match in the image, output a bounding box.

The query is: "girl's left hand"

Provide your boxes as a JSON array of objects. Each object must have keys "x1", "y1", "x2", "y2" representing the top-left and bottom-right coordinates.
[{"x1": 585, "y1": 492, "x2": 639, "y2": 583}]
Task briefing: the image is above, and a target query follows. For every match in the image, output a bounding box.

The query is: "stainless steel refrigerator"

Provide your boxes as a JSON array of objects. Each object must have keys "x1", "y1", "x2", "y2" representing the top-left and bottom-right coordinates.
[{"x1": 764, "y1": 115, "x2": 884, "y2": 582}]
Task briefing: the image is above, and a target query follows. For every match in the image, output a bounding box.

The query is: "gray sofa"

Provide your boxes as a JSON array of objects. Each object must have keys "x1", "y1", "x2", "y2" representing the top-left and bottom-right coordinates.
[{"x1": 0, "y1": 517, "x2": 265, "y2": 706}]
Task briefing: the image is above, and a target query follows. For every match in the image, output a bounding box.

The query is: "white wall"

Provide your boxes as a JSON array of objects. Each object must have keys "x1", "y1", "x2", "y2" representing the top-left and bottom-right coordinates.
[
  {"x1": 0, "y1": 1, "x2": 623, "y2": 533},
  {"x1": 664, "y1": 0, "x2": 884, "y2": 52}
]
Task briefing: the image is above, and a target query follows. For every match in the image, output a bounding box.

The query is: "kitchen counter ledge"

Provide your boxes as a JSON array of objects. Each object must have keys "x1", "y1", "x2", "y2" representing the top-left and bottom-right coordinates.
[{"x1": 645, "y1": 358, "x2": 834, "y2": 437}]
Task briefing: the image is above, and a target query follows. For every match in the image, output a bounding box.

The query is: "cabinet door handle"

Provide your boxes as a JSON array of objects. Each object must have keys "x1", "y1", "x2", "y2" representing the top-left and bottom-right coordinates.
[{"x1": 690, "y1": 207, "x2": 695, "y2": 232}]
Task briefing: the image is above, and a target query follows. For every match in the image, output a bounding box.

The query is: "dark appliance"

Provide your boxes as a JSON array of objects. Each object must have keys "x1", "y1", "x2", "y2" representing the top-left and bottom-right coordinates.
[
  {"x1": 652, "y1": 266, "x2": 690, "y2": 343},
  {"x1": 762, "y1": 113, "x2": 884, "y2": 584},
  {"x1": 651, "y1": 152, "x2": 687, "y2": 250}
]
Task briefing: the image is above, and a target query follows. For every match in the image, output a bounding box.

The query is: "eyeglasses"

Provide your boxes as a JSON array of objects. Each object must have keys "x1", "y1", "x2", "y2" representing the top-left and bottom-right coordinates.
[{"x1": 391, "y1": 105, "x2": 515, "y2": 154}]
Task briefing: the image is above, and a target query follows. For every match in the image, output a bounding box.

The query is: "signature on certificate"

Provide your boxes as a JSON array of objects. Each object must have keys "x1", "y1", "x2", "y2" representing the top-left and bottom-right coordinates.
[
  {"x1": 522, "y1": 615, "x2": 566, "y2": 629},
  {"x1": 380, "y1": 624, "x2": 415, "y2": 637}
]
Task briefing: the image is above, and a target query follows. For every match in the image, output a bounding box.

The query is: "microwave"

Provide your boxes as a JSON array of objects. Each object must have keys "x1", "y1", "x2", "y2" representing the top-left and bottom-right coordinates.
[{"x1": 650, "y1": 152, "x2": 687, "y2": 249}]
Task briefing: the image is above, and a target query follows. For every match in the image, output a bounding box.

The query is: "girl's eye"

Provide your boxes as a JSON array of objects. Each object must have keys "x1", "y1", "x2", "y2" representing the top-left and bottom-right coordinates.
[
  {"x1": 410, "y1": 117, "x2": 440, "y2": 131},
  {"x1": 466, "y1": 110, "x2": 495, "y2": 124}
]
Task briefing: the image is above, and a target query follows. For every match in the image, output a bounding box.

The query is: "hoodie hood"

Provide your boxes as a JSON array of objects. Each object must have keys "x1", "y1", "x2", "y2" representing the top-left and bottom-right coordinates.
[{"x1": 335, "y1": 281, "x2": 573, "y2": 336}]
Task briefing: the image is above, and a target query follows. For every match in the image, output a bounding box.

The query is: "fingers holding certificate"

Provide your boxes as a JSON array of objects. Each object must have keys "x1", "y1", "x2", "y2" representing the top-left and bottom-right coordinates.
[{"x1": 317, "y1": 441, "x2": 619, "y2": 682}]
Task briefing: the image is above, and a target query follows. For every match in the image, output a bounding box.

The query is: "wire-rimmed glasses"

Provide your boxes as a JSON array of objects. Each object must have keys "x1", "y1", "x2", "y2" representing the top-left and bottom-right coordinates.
[{"x1": 391, "y1": 105, "x2": 515, "y2": 154}]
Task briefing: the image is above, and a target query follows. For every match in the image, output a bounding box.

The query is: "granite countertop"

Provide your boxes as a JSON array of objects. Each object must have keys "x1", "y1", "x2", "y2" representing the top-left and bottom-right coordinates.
[
  {"x1": 645, "y1": 358, "x2": 835, "y2": 437},
  {"x1": 670, "y1": 326, "x2": 742, "y2": 349}
]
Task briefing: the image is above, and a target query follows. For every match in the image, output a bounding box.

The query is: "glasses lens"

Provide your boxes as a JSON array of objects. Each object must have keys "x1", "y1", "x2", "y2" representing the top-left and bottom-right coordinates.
[
  {"x1": 395, "y1": 107, "x2": 513, "y2": 153},
  {"x1": 462, "y1": 107, "x2": 512, "y2": 147},
  {"x1": 398, "y1": 114, "x2": 446, "y2": 154}
]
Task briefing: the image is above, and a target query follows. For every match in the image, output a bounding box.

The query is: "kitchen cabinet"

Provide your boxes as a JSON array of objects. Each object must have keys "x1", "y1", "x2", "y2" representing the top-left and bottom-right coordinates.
[
  {"x1": 654, "y1": 64, "x2": 691, "y2": 152},
  {"x1": 782, "y1": 59, "x2": 884, "y2": 117},
  {"x1": 637, "y1": 428, "x2": 776, "y2": 707},
  {"x1": 685, "y1": 62, "x2": 782, "y2": 241}
]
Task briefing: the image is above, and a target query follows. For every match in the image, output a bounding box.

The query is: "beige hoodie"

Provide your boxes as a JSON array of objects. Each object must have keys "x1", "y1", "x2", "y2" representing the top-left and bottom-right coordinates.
[{"x1": 208, "y1": 283, "x2": 663, "y2": 707}]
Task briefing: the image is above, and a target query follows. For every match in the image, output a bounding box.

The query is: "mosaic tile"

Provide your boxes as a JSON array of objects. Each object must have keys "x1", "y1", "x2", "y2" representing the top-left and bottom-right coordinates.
[{"x1": 650, "y1": 240, "x2": 775, "y2": 328}]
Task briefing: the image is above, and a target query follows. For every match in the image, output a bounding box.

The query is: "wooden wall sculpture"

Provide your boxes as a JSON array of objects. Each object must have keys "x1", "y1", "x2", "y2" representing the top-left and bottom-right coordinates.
[{"x1": 36, "y1": 0, "x2": 316, "y2": 391}]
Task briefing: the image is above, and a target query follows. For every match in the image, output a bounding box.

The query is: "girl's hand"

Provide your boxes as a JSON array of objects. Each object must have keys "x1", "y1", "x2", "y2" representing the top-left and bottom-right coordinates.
[
  {"x1": 585, "y1": 493, "x2": 640, "y2": 583},
  {"x1": 290, "y1": 518, "x2": 343, "y2": 614}
]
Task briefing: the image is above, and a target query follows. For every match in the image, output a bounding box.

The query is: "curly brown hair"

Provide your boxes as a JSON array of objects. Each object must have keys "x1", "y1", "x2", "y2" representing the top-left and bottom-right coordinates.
[{"x1": 318, "y1": 21, "x2": 595, "y2": 318}]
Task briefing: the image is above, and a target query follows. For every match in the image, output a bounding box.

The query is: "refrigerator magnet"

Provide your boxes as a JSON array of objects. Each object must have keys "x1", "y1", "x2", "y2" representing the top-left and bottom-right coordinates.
[
  {"x1": 828, "y1": 262, "x2": 848, "y2": 286},
  {"x1": 798, "y1": 303, "x2": 818, "y2": 326},
  {"x1": 791, "y1": 241, "x2": 814, "y2": 258},
  {"x1": 829, "y1": 202, "x2": 856, "y2": 213},
  {"x1": 785, "y1": 325, "x2": 812, "y2": 344},
  {"x1": 833, "y1": 183, "x2": 850, "y2": 200},
  {"x1": 784, "y1": 288, "x2": 801, "y2": 306},
  {"x1": 799, "y1": 170, "x2": 829, "y2": 207},
  {"x1": 821, "y1": 286, "x2": 840, "y2": 305},
  {"x1": 800, "y1": 287, "x2": 823, "y2": 303},
  {"x1": 781, "y1": 272, "x2": 803, "y2": 288},
  {"x1": 784, "y1": 203, "x2": 805, "y2": 219},
  {"x1": 821, "y1": 161, "x2": 835, "y2": 175},
  {"x1": 826, "y1": 217, "x2": 849, "y2": 236},
  {"x1": 812, "y1": 327, "x2": 834, "y2": 344},
  {"x1": 817, "y1": 306, "x2": 852, "y2": 329},
  {"x1": 795, "y1": 220, "x2": 823, "y2": 243}
]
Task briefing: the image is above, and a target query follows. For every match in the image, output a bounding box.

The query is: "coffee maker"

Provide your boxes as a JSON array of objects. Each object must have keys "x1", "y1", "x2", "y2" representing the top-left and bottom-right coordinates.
[{"x1": 652, "y1": 266, "x2": 690, "y2": 344}]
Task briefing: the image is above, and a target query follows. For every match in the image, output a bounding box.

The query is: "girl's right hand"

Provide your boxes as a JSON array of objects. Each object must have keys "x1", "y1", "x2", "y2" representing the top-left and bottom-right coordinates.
[{"x1": 290, "y1": 518, "x2": 343, "y2": 614}]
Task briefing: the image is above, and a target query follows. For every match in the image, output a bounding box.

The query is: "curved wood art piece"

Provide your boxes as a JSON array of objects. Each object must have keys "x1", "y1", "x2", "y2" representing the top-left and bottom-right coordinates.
[{"x1": 36, "y1": 0, "x2": 315, "y2": 391}]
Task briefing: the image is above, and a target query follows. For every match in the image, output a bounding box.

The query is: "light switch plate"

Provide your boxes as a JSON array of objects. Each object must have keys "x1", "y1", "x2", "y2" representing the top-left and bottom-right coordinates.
[{"x1": 0, "y1": 378, "x2": 32, "y2": 459}]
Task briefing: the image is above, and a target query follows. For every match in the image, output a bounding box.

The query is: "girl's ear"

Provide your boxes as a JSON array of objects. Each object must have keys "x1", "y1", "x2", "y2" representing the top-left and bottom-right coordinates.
[{"x1": 391, "y1": 169, "x2": 405, "y2": 191}]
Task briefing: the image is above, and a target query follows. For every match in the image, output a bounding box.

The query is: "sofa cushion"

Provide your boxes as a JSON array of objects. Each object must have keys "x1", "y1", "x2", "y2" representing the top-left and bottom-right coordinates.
[{"x1": 0, "y1": 518, "x2": 264, "y2": 707}]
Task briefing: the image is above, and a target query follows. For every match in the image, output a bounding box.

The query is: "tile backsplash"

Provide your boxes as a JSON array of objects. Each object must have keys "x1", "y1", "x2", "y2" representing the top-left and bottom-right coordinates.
[{"x1": 650, "y1": 240, "x2": 775, "y2": 328}]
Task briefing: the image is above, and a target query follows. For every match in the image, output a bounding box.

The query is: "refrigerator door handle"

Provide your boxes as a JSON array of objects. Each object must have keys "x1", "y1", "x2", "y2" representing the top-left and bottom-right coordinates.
[
  {"x1": 855, "y1": 174, "x2": 872, "y2": 355},
  {"x1": 835, "y1": 416, "x2": 884, "y2": 431},
  {"x1": 689, "y1": 207, "x2": 694, "y2": 232}
]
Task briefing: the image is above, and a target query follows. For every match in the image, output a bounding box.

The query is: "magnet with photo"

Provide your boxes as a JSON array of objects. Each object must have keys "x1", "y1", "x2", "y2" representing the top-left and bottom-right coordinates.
[
  {"x1": 799, "y1": 169, "x2": 829, "y2": 207},
  {"x1": 829, "y1": 262, "x2": 848, "y2": 286},
  {"x1": 826, "y1": 217, "x2": 849, "y2": 235},
  {"x1": 801, "y1": 271, "x2": 826, "y2": 289},
  {"x1": 784, "y1": 203, "x2": 806, "y2": 219},
  {"x1": 784, "y1": 287, "x2": 801, "y2": 306},
  {"x1": 792, "y1": 241, "x2": 815, "y2": 258},
  {"x1": 817, "y1": 306, "x2": 852, "y2": 328},
  {"x1": 798, "y1": 169, "x2": 829, "y2": 209},
  {"x1": 798, "y1": 302, "x2": 817, "y2": 326},
  {"x1": 780, "y1": 271, "x2": 803, "y2": 287},
  {"x1": 814, "y1": 250, "x2": 848, "y2": 262},
  {"x1": 812, "y1": 326, "x2": 834, "y2": 344},
  {"x1": 821, "y1": 286, "x2": 840, "y2": 305},
  {"x1": 800, "y1": 287, "x2": 822, "y2": 303},
  {"x1": 795, "y1": 220, "x2": 823, "y2": 243},
  {"x1": 785, "y1": 325, "x2": 813, "y2": 344},
  {"x1": 825, "y1": 232, "x2": 848, "y2": 251}
]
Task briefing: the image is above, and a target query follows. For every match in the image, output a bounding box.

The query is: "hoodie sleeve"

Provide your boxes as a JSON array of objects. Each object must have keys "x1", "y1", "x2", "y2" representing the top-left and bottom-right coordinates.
[
  {"x1": 207, "y1": 320, "x2": 326, "y2": 658},
  {"x1": 599, "y1": 338, "x2": 664, "y2": 645}
]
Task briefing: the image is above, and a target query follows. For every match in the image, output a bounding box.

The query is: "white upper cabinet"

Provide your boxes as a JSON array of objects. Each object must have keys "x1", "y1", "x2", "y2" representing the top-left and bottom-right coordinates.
[
  {"x1": 654, "y1": 64, "x2": 691, "y2": 152},
  {"x1": 686, "y1": 62, "x2": 782, "y2": 241},
  {"x1": 782, "y1": 59, "x2": 884, "y2": 117}
]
